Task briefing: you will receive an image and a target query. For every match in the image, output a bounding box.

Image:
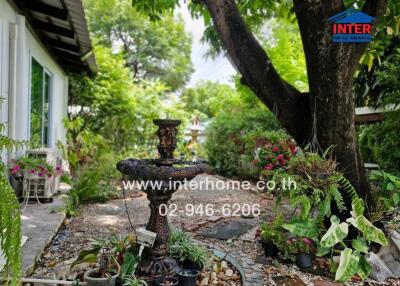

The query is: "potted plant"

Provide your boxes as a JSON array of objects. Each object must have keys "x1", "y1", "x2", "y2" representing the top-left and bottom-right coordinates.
[
  {"x1": 84, "y1": 247, "x2": 120, "y2": 286},
  {"x1": 155, "y1": 278, "x2": 179, "y2": 286},
  {"x1": 73, "y1": 235, "x2": 139, "y2": 286},
  {"x1": 169, "y1": 230, "x2": 208, "y2": 270},
  {"x1": 9, "y1": 156, "x2": 62, "y2": 198},
  {"x1": 177, "y1": 269, "x2": 200, "y2": 286},
  {"x1": 260, "y1": 216, "x2": 284, "y2": 258},
  {"x1": 293, "y1": 237, "x2": 314, "y2": 268},
  {"x1": 122, "y1": 275, "x2": 147, "y2": 286}
]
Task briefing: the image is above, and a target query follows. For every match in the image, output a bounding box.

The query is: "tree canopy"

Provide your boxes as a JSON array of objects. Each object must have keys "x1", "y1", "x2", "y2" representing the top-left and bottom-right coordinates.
[{"x1": 84, "y1": 0, "x2": 194, "y2": 91}]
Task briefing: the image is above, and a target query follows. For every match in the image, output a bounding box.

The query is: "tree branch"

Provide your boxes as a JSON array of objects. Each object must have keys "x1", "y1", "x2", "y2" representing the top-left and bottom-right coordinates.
[{"x1": 202, "y1": 0, "x2": 312, "y2": 144}]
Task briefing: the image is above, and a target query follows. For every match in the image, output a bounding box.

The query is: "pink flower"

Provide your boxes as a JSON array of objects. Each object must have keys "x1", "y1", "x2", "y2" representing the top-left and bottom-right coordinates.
[
  {"x1": 303, "y1": 238, "x2": 313, "y2": 245},
  {"x1": 277, "y1": 154, "x2": 284, "y2": 161},
  {"x1": 11, "y1": 165, "x2": 21, "y2": 174},
  {"x1": 272, "y1": 146, "x2": 280, "y2": 152},
  {"x1": 30, "y1": 170, "x2": 36, "y2": 174},
  {"x1": 264, "y1": 164, "x2": 274, "y2": 170},
  {"x1": 38, "y1": 173, "x2": 44, "y2": 177}
]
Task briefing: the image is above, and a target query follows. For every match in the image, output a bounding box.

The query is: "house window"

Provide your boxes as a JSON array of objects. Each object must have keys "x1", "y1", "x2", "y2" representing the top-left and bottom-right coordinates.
[{"x1": 30, "y1": 58, "x2": 52, "y2": 147}]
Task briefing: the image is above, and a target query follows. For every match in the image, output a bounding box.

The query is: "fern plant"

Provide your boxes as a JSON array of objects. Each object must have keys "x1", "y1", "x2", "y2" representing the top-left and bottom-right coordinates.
[
  {"x1": 0, "y1": 163, "x2": 22, "y2": 285},
  {"x1": 0, "y1": 98, "x2": 22, "y2": 285},
  {"x1": 275, "y1": 150, "x2": 348, "y2": 226}
]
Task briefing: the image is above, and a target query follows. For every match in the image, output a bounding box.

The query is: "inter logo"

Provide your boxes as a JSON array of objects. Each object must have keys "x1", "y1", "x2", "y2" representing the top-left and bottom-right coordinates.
[{"x1": 329, "y1": 9, "x2": 374, "y2": 43}]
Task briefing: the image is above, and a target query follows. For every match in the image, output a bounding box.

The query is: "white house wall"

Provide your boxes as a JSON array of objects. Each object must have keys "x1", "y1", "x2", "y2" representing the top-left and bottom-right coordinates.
[{"x1": 0, "y1": 0, "x2": 68, "y2": 161}]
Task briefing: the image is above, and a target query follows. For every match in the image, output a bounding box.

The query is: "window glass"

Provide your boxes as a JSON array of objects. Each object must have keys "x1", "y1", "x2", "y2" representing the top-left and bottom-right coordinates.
[
  {"x1": 30, "y1": 58, "x2": 44, "y2": 146},
  {"x1": 30, "y1": 58, "x2": 51, "y2": 147}
]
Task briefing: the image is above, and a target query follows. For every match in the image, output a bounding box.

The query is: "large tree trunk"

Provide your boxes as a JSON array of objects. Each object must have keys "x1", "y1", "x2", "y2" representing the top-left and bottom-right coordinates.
[
  {"x1": 201, "y1": 0, "x2": 387, "y2": 210},
  {"x1": 292, "y1": 1, "x2": 374, "y2": 206}
]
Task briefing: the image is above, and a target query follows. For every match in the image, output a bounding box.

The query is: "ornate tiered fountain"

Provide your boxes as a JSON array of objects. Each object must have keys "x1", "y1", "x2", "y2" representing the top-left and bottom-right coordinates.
[{"x1": 117, "y1": 119, "x2": 207, "y2": 282}]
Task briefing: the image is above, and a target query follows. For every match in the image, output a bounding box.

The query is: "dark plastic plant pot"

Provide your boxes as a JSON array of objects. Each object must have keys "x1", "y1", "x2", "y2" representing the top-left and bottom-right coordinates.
[
  {"x1": 296, "y1": 253, "x2": 313, "y2": 268},
  {"x1": 155, "y1": 277, "x2": 179, "y2": 286},
  {"x1": 182, "y1": 259, "x2": 202, "y2": 271},
  {"x1": 262, "y1": 241, "x2": 279, "y2": 258},
  {"x1": 115, "y1": 277, "x2": 123, "y2": 286},
  {"x1": 84, "y1": 269, "x2": 119, "y2": 286},
  {"x1": 178, "y1": 269, "x2": 200, "y2": 286}
]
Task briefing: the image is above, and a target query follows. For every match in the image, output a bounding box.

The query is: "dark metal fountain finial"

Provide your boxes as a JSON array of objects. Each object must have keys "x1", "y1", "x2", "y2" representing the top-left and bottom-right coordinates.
[{"x1": 153, "y1": 119, "x2": 181, "y2": 160}]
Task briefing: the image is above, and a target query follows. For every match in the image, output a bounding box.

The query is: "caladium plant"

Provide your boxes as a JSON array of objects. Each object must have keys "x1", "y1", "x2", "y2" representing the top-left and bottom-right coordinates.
[{"x1": 317, "y1": 199, "x2": 388, "y2": 282}]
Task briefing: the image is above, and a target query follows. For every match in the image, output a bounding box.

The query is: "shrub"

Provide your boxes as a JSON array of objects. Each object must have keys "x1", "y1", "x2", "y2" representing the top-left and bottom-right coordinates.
[
  {"x1": 205, "y1": 107, "x2": 283, "y2": 177},
  {"x1": 72, "y1": 150, "x2": 121, "y2": 203},
  {"x1": 359, "y1": 112, "x2": 400, "y2": 176}
]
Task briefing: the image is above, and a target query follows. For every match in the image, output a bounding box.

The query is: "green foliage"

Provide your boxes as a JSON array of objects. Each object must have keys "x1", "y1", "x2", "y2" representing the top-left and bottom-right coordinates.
[
  {"x1": 358, "y1": 113, "x2": 400, "y2": 176},
  {"x1": 262, "y1": 19, "x2": 308, "y2": 92},
  {"x1": 273, "y1": 151, "x2": 348, "y2": 230},
  {"x1": 123, "y1": 275, "x2": 147, "y2": 286},
  {"x1": 168, "y1": 229, "x2": 208, "y2": 269},
  {"x1": 317, "y1": 198, "x2": 388, "y2": 282},
  {"x1": 282, "y1": 218, "x2": 321, "y2": 239},
  {"x1": 65, "y1": 188, "x2": 79, "y2": 218},
  {"x1": 182, "y1": 81, "x2": 242, "y2": 120},
  {"x1": 84, "y1": 0, "x2": 193, "y2": 91},
  {"x1": 72, "y1": 234, "x2": 138, "y2": 279},
  {"x1": 0, "y1": 162, "x2": 21, "y2": 285},
  {"x1": 0, "y1": 99, "x2": 22, "y2": 285},
  {"x1": 319, "y1": 216, "x2": 349, "y2": 249},
  {"x1": 260, "y1": 215, "x2": 285, "y2": 243},
  {"x1": 369, "y1": 170, "x2": 400, "y2": 209},
  {"x1": 205, "y1": 108, "x2": 282, "y2": 177}
]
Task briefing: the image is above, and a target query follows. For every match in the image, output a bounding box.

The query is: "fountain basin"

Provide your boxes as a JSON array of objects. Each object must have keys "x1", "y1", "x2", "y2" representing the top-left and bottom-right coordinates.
[{"x1": 116, "y1": 159, "x2": 207, "y2": 182}]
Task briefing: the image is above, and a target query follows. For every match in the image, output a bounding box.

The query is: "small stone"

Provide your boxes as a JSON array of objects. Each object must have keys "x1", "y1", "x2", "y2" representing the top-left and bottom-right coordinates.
[
  {"x1": 221, "y1": 261, "x2": 228, "y2": 270},
  {"x1": 225, "y1": 269, "x2": 234, "y2": 277},
  {"x1": 210, "y1": 272, "x2": 217, "y2": 280},
  {"x1": 200, "y1": 277, "x2": 209, "y2": 286}
]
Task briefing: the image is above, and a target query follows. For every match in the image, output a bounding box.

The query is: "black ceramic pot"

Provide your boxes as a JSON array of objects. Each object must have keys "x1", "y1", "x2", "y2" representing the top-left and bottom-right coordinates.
[
  {"x1": 178, "y1": 269, "x2": 200, "y2": 286},
  {"x1": 296, "y1": 253, "x2": 313, "y2": 268},
  {"x1": 155, "y1": 277, "x2": 179, "y2": 286},
  {"x1": 262, "y1": 241, "x2": 279, "y2": 258}
]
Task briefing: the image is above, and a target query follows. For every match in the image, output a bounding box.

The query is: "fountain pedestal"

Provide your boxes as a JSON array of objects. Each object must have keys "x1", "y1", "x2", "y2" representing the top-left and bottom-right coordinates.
[
  {"x1": 117, "y1": 119, "x2": 207, "y2": 282},
  {"x1": 137, "y1": 191, "x2": 177, "y2": 279}
]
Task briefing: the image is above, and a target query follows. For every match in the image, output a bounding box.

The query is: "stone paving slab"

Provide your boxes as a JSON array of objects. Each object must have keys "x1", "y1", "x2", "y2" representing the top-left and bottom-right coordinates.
[
  {"x1": 21, "y1": 196, "x2": 66, "y2": 276},
  {"x1": 199, "y1": 220, "x2": 255, "y2": 240}
]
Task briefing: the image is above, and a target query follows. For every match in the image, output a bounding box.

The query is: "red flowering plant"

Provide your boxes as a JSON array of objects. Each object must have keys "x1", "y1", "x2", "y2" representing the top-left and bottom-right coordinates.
[
  {"x1": 9, "y1": 156, "x2": 62, "y2": 179},
  {"x1": 252, "y1": 139, "x2": 298, "y2": 179}
]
